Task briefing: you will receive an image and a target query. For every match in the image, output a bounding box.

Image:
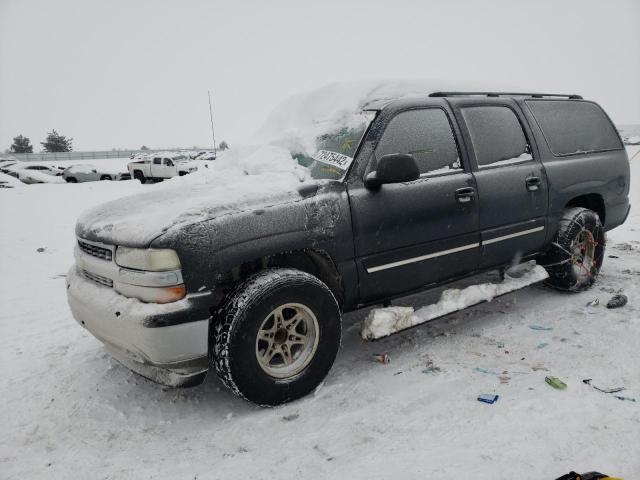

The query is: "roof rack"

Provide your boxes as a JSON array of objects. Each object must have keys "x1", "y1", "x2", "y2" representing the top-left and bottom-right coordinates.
[{"x1": 429, "y1": 92, "x2": 583, "y2": 100}]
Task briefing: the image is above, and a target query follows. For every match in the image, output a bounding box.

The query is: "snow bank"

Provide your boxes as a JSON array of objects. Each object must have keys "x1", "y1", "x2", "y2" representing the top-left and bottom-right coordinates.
[{"x1": 361, "y1": 263, "x2": 549, "y2": 340}]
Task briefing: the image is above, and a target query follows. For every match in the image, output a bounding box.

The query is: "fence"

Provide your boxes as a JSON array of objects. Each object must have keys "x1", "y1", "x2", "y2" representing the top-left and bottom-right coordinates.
[{"x1": 1, "y1": 149, "x2": 208, "y2": 162}]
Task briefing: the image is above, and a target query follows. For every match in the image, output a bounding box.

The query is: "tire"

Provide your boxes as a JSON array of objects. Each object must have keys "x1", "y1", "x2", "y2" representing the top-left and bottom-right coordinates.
[
  {"x1": 211, "y1": 268, "x2": 341, "y2": 406},
  {"x1": 66, "y1": 177, "x2": 77, "y2": 183},
  {"x1": 133, "y1": 170, "x2": 145, "y2": 183},
  {"x1": 100, "y1": 175, "x2": 112, "y2": 181},
  {"x1": 540, "y1": 207, "x2": 605, "y2": 292}
]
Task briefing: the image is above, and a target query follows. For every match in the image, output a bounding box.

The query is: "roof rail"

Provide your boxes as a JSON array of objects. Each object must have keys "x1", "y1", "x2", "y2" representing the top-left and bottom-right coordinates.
[{"x1": 429, "y1": 92, "x2": 583, "y2": 100}]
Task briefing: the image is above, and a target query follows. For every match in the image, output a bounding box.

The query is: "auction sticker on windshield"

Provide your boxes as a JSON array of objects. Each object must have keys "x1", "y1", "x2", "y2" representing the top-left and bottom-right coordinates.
[{"x1": 313, "y1": 150, "x2": 353, "y2": 170}]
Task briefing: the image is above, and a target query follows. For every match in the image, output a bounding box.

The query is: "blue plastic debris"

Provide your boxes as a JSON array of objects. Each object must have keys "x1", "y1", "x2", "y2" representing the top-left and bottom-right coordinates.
[
  {"x1": 477, "y1": 394, "x2": 499, "y2": 404},
  {"x1": 473, "y1": 367, "x2": 500, "y2": 375},
  {"x1": 536, "y1": 342, "x2": 549, "y2": 349},
  {"x1": 529, "y1": 325, "x2": 553, "y2": 331}
]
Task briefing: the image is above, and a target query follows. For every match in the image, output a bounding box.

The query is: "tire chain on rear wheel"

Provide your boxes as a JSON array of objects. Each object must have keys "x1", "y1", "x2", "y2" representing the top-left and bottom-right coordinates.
[
  {"x1": 540, "y1": 207, "x2": 605, "y2": 292},
  {"x1": 209, "y1": 268, "x2": 340, "y2": 404}
]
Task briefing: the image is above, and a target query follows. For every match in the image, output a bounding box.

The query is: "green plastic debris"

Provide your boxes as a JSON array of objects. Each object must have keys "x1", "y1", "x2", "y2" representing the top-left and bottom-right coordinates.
[{"x1": 545, "y1": 376, "x2": 567, "y2": 390}]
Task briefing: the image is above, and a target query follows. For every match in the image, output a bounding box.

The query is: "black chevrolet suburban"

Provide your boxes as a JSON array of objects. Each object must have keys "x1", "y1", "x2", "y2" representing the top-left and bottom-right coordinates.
[{"x1": 67, "y1": 91, "x2": 631, "y2": 405}]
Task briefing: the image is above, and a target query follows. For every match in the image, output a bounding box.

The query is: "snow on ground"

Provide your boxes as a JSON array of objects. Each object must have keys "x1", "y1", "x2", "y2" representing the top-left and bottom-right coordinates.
[{"x1": 0, "y1": 147, "x2": 639, "y2": 479}]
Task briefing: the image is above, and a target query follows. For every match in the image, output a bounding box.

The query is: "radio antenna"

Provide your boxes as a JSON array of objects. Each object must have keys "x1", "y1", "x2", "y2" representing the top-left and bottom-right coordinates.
[{"x1": 208, "y1": 90, "x2": 216, "y2": 152}]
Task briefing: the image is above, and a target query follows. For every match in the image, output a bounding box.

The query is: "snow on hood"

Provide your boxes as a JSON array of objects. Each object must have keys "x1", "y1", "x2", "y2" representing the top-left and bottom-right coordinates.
[{"x1": 76, "y1": 146, "x2": 310, "y2": 246}]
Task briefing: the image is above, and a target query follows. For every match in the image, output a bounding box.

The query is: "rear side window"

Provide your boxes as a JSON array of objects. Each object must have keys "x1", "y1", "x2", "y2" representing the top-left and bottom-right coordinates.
[
  {"x1": 526, "y1": 100, "x2": 622, "y2": 156},
  {"x1": 461, "y1": 106, "x2": 532, "y2": 168},
  {"x1": 153, "y1": 158, "x2": 161, "y2": 164},
  {"x1": 376, "y1": 108, "x2": 461, "y2": 175}
]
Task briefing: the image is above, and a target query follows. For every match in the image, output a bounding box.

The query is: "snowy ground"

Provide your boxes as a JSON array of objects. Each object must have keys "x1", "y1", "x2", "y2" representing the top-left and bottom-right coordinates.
[{"x1": 0, "y1": 147, "x2": 638, "y2": 479}]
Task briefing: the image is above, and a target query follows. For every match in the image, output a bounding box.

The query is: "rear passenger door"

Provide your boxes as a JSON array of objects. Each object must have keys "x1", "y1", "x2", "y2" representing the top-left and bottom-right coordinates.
[
  {"x1": 456, "y1": 102, "x2": 548, "y2": 268},
  {"x1": 348, "y1": 107, "x2": 480, "y2": 303}
]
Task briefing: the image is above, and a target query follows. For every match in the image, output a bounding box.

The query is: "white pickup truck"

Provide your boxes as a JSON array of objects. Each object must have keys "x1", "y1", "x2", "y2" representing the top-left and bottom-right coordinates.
[{"x1": 127, "y1": 153, "x2": 197, "y2": 183}]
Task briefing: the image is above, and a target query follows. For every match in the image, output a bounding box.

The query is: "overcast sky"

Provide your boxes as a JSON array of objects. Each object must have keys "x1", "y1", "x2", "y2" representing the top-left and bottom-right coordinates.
[{"x1": 1, "y1": 0, "x2": 639, "y2": 151}]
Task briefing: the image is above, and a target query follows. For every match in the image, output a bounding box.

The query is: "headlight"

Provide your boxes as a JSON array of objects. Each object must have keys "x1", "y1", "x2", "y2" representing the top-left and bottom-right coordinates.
[{"x1": 115, "y1": 247, "x2": 181, "y2": 271}]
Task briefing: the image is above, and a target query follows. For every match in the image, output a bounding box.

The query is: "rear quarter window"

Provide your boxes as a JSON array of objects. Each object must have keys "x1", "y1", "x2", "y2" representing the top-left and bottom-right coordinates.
[{"x1": 525, "y1": 100, "x2": 622, "y2": 156}]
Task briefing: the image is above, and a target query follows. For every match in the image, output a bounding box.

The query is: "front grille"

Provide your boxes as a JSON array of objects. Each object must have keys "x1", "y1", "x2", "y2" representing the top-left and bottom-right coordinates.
[
  {"x1": 83, "y1": 270, "x2": 113, "y2": 288},
  {"x1": 78, "y1": 240, "x2": 112, "y2": 261}
]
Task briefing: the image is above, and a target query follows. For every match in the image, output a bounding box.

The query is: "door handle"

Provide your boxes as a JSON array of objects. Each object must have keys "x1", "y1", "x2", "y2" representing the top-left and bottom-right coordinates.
[
  {"x1": 525, "y1": 176, "x2": 541, "y2": 191},
  {"x1": 455, "y1": 187, "x2": 475, "y2": 204}
]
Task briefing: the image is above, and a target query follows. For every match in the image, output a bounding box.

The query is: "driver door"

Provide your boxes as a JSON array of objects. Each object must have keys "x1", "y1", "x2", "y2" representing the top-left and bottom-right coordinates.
[{"x1": 347, "y1": 107, "x2": 480, "y2": 303}]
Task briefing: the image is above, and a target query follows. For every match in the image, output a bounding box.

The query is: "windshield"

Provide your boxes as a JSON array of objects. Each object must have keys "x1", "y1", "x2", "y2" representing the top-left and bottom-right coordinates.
[{"x1": 289, "y1": 111, "x2": 376, "y2": 180}]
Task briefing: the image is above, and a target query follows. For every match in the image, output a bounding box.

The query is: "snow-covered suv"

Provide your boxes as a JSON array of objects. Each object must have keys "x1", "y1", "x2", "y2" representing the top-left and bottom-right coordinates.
[{"x1": 67, "y1": 91, "x2": 630, "y2": 405}]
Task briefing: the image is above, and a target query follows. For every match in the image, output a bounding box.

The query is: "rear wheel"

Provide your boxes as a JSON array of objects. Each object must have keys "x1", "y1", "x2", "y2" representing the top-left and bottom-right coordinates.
[
  {"x1": 66, "y1": 177, "x2": 77, "y2": 183},
  {"x1": 100, "y1": 175, "x2": 112, "y2": 181},
  {"x1": 211, "y1": 268, "x2": 341, "y2": 406},
  {"x1": 540, "y1": 207, "x2": 605, "y2": 292},
  {"x1": 133, "y1": 170, "x2": 145, "y2": 183}
]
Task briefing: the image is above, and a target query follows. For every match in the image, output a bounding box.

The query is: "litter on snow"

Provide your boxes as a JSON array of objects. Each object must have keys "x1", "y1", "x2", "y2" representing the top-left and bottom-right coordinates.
[
  {"x1": 361, "y1": 262, "x2": 549, "y2": 340},
  {"x1": 536, "y1": 343, "x2": 549, "y2": 349},
  {"x1": 606, "y1": 294, "x2": 628, "y2": 309},
  {"x1": 582, "y1": 379, "x2": 625, "y2": 394},
  {"x1": 586, "y1": 298, "x2": 599, "y2": 307},
  {"x1": 545, "y1": 376, "x2": 567, "y2": 390},
  {"x1": 372, "y1": 353, "x2": 390, "y2": 364},
  {"x1": 614, "y1": 395, "x2": 637, "y2": 402},
  {"x1": 473, "y1": 367, "x2": 501, "y2": 375},
  {"x1": 529, "y1": 325, "x2": 554, "y2": 331},
  {"x1": 477, "y1": 394, "x2": 499, "y2": 404}
]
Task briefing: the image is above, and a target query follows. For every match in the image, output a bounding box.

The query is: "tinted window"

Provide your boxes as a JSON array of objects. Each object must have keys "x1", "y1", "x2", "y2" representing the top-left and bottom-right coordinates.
[
  {"x1": 376, "y1": 109, "x2": 461, "y2": 174},
  {"x1": 526, "y1": 100, "x2": 622, "y2": 156},
  {"x1": 462, "y1": 106, "x2": 531, "y2": 167},
  {"x1": 153, "y1": 158, "x2": 161, "y2": 164},
  {"x1": 163, "y1": 159, "x2": 174, "y2": 166}
]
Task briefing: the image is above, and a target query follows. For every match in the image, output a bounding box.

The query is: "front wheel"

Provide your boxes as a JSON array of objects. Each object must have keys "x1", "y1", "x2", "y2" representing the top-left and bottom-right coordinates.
[
  {"x1": 540, "y1": 207, "x2": 605, "y2": 292},
  {"x1": 211, "y1": 268, "x2": 341, "y2": 406}
]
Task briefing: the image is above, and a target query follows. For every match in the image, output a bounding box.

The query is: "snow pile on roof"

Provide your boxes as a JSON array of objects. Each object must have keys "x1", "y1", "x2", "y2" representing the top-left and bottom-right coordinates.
[
  {"x1": 255, "y1": 79, "x2": 519, "y2": 157},
  {"x1": 361, "y1": 263, "x2": 549, "y2": 340}
]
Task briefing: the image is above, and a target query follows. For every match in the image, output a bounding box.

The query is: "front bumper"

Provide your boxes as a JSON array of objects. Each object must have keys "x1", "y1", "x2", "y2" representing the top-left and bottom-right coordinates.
[{"x1": 66, "y1": 267, "x2": 211, "y2": 387}]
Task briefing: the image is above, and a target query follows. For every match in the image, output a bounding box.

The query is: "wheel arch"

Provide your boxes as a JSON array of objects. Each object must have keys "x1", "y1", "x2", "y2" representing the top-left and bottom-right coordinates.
[
  {"x1": 565, "y1": 193, "x2": 605, "y2": 225},
  {"x1": 217, "y1": 249, "x2": 345, "y2": 309}
]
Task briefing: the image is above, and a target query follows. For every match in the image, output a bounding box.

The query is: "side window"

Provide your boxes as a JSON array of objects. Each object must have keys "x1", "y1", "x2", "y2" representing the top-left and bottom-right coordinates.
[
  {"x1": 375, "y1": 108, "x2": 461, "y2": 175},
  {"x1": 153, "y1": 158, "x2": 161, "y2": 165},
  {"x1": 461, "y1": 106, "x2": 532, "y2": 168},
  {"x1": 525, "y1": 100, "x2": 622, "y2": 156},
  {"x1": 163, "y1": 159, "x2": 174, "y2": 166}
]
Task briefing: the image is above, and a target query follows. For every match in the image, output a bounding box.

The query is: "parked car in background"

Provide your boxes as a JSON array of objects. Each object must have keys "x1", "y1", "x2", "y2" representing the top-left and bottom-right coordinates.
[
  {"x1": 4, "y1": 163, "x2": 61, "y2": 182},
  {"x1": 13, "y1": 164, "x2": 65, "y2": 184},
  {"x1": 127, "y1": 152, "x2": 197, "y2": 182},
  {"x1": 195, "y1": 151, "x2": 217, "y2": 161},
  {"x1": 63, "y1": 164, "x2": 131, "y2": 183},
  {"x1": 0, "y1": 160, "x2": 21, "y2": 173}
]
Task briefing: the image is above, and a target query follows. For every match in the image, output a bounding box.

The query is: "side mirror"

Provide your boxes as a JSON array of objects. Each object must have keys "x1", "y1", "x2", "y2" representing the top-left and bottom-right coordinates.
[{"x1": 365, "y1": 153, "x2": 420, "y2": 189}]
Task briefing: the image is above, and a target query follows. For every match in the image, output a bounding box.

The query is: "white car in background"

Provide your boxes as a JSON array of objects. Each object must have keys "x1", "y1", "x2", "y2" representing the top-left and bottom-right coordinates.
[
  {"x1": 62, "y1": 164, "x2": 131, "y2": 183},
  {"x1": 10, "y1": 164, "x2": 66, "y2": 184},
  {"x1": 127, "y1": 152, "x2": 197, "y2": 182}
]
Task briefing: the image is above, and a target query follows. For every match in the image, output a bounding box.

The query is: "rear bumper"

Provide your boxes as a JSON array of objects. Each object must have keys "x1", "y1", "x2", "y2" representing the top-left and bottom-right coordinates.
[
  {"x1": 66, "y1": 267, "x2": 210, "y2": 387},
  {"x1": 605, "y1": 200, "x2": 631, "y2": 232}
]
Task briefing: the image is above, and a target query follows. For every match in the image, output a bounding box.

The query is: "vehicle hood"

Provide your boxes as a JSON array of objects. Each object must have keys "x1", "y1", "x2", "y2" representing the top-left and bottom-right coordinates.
[{"x1": 76, "y1": 174, "x2": 320, "y2": 247}]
